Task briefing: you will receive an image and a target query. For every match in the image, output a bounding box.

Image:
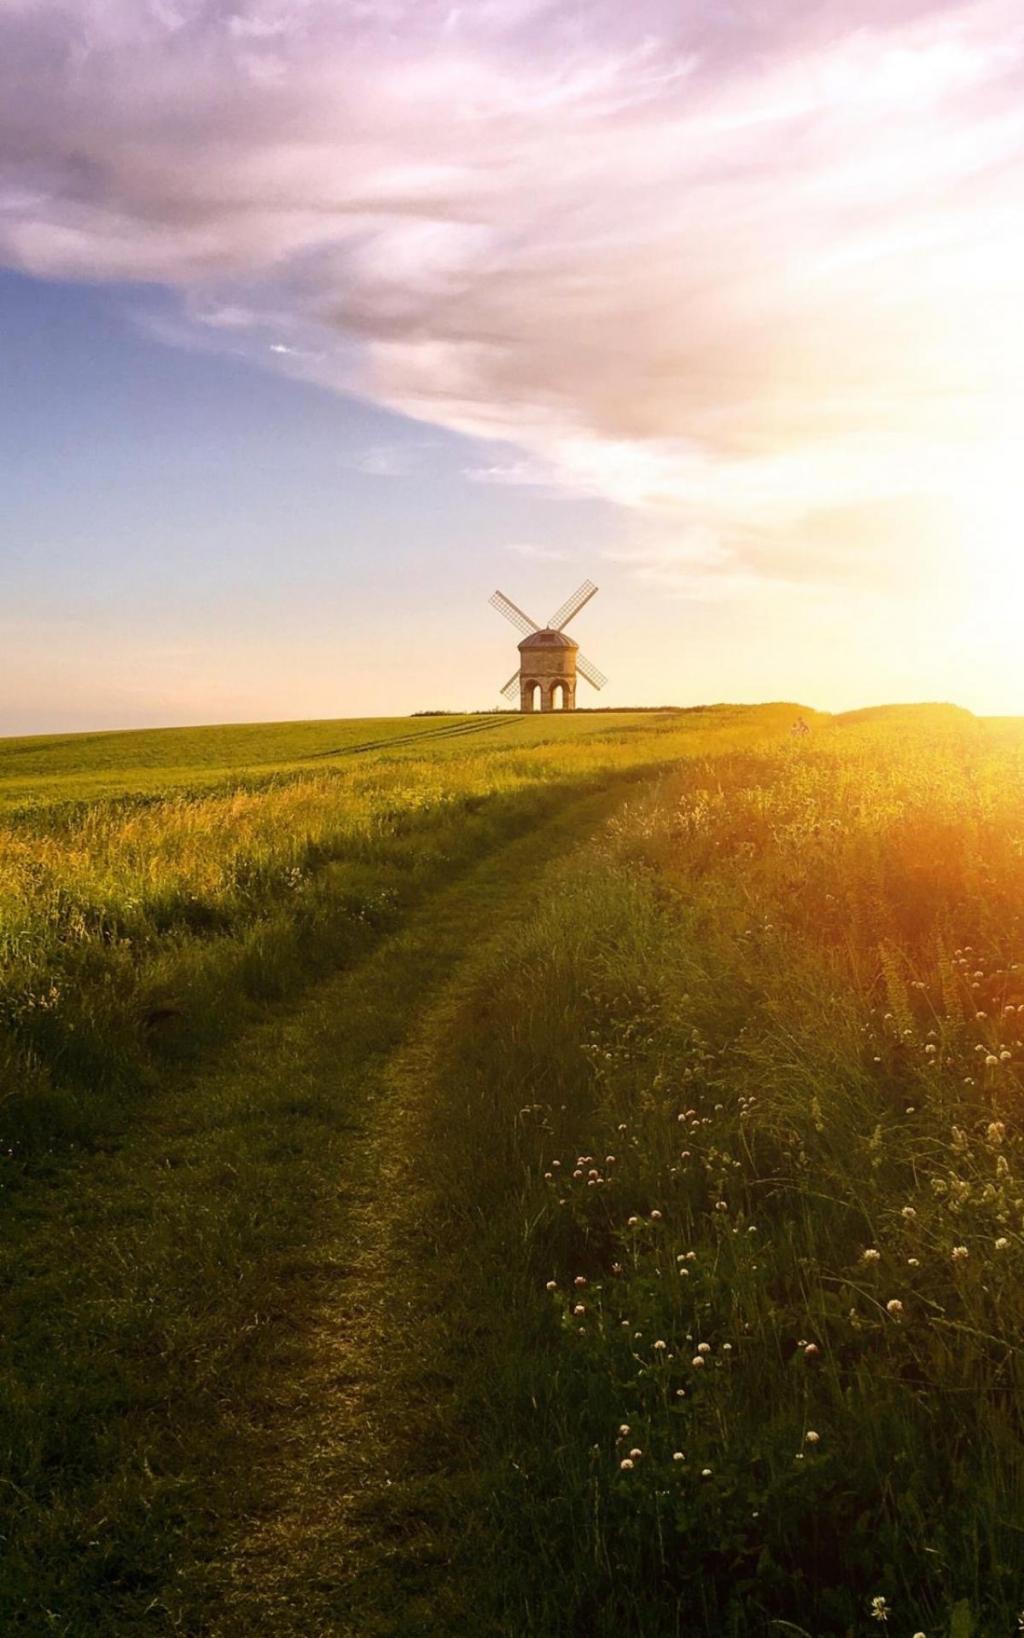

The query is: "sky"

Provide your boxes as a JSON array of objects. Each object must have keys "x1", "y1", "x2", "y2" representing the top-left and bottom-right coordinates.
[{"x1": 3, "y1": 0, "x2": 1024, "y2": 732}]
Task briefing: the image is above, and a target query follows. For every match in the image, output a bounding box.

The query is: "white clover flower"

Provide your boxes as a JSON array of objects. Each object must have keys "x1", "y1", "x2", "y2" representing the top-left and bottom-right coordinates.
[
  {"x1": 650, "y1": 1209, "x2": 663, "y2": 1221},
  {"x1": 870, "y1": 1595, "x2": 890, "y2": 1622},
  {"x1": 701, "y1": 1467, "x2": 712, "y2": 1477},
  {"x1": 672, "y1": 1451, "x2": 685, "y2": 1462},
  {"x1": 951, "y1": 1245, "x2": 969, "y2": 1262},
  {"x1": 618, "y1": 1424, "x2": 630, "y2": 1437},
  {"x1": 995, "y1": 1237, "x2": 1009, "y2": 1250},
  {"x1": 901, "y1": 1206, "x2": 917, "y2": 1221},
  {"x1": 805, "y1": 1430, "x2": 820, "y2": 1445},
  {"x1": 862, "y1": 1248, "x2": 882, "y2": 1263},
  {"x1": 574, "y1": 1276, "x2": 587, "y2": 1288},
  {"x1": 697, "y1": 1342, "x2": 711, "y2": 1354},
  {"x1": 804, "y1": 1342, "x2": 819, "y2": 1358},
  {"x1": 886, "y1": 1299, "x2": 904, "y2": 1318},
  {"x1": 691, "y1": 1356, "x2": 705, "y2": 1369},
  {"x1": 653, "y1": 1339, "x2": 667, "y2": 1351},
  {"x1": 620, "y1": 1458, "x2": 634, "y2": 1471},
  {"x1": 545, "y1": 1280, "x2": 557, "y2": 1291},
  {"x1": 629, "y1": 1447, "x2": 642, "y2": 1459}
]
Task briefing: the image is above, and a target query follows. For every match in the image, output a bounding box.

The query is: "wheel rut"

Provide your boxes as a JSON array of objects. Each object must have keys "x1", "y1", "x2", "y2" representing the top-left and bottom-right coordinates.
[{"x1": 201, "y1": 779, "x2": 635, "y2": 1636}]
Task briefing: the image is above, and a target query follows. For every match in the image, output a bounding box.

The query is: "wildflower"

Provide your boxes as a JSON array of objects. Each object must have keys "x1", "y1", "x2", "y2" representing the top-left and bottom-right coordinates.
[
  {"x1": 574, "y1": 1275, "x2": 587, "y2": 1288},
  {"x1": 1001, "y1": 1050, "x2": 1013, "y2": 1062},
  {"x1": 907, "y1": 1257, "x2": 920, "y2": 1267},
  {"x1": 620, "y1": 1458, "x2": 634, "y2": 1471},
  {"x1": 653, "y1": 1339, "x2": 667, "y2": 1351},
  {"x1": 611, "y1": 1262, "x2": 623, "y2": 1275},
  {"x1": 901, "y1": 1206, "x2": 917, "y2": 1220},
  {"x1": 804, "y1": 1342, "x2": 819, "y2": 1358},
  {"x1": 697, "y1": 1342, "x2": 711, "y2": 1354},
  {"x1": 672, "y1": 1451, "x2": 685, "y2": 1462},
  {"x1": 996, "y1": 1237, "x2": 1009, "y2": 1250},
  {"x1": 629, "y1": 1448, "x2": 642, "y2": 1459},
  {"x1": 924, "y1": 1043, "x2": 937, "y2": 1056},
  {"x1": 650, "y1": 1209, "x2": 663, "y2": 1221},
  {"x1": 805, "y1": 1430, "x2": 820, "y2": 1445},
  {"x1": 573, "y1": 1304, "x2": 586, "y2": 1316},
  {"x1": 951, "y1": 1245, "x2": 969, "y2": 1262},
  {"x1": 627, "y1": 1216, "x2": 640, "y2": 1228},
  {"x1": 986, "y1": 1054, "x2": 999, "y2": 1067},
  {"x1": 545, "y1": 1280, "x2": 557, "y2": 1291},
  {"x1": 886, "y1": 1299, "x2": 904, "y2": 1318},
  {"x1": 870, "y1": 1595, "x2": 890, "y2": 1623},
  {"x1": 989, "y1": 1122, "x2": 1007, "y2": 1143},
  {"x1": 862, "y1": 1248, "x2": 882, "y2": 1263},
  {"x1": 691, "y1": 1355, "x2": 705, "y2": 1369},
  {"x1": 701, "y1": 1467, "x2": 712, "y2": 1477}
]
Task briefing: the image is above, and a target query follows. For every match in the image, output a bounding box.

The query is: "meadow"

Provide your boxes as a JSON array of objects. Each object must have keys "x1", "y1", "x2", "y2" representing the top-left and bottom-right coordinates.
[{"x1": 3, "y1": 703, "x2": 1024, "y2": 1636}]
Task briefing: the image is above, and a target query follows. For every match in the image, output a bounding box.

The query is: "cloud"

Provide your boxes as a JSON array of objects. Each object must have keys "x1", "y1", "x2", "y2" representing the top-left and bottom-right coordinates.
[
  {"x1": 3, "y1": 0, "x2": 1024, "y2": 596},
  {"x1": 503, "y1": 541, "x2": 569, "y2": 562}
]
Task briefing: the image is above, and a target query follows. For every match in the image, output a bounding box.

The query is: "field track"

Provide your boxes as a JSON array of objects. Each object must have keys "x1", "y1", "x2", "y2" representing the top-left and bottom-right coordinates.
[
  {"x1": 307, "y1": 712, "x2": 521, "y2": 760},
  {"x1": 202, "y1": 772, "x2": 631, "y2": 1635},
  {"x1": 2, "y1": 758, "x2": 643, "y2": 1636}
]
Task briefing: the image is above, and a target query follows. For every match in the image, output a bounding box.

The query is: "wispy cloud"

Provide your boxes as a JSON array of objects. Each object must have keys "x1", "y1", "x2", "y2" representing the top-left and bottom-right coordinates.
[
  {"x1": 503, "y1": 541, "x2": 569, "y2": 562},
  {"x1": 3, "y1": 0, "x2": 1024, "y2": 597}
]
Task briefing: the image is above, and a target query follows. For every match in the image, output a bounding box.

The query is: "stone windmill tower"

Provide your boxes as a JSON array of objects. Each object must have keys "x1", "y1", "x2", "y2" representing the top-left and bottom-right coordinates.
[{"x1": 489, "y1": 580, "x2": 607, "y2": 712}]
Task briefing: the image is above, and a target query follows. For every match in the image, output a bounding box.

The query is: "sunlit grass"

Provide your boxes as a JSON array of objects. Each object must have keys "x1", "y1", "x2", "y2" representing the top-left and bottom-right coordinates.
[{"x1": 421, "y1": 705, "x2": 1024, "y2": 1634}]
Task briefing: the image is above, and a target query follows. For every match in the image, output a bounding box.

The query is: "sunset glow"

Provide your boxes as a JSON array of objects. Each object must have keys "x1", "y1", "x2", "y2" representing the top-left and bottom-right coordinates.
[{"x1": 4, "y1": 0, "x2": 1024, "y2": 725}]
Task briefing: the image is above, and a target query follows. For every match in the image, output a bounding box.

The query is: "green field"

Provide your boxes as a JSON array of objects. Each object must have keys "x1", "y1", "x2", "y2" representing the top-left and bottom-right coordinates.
[{"x1": 3, "y1": 704, "x2": 1024, "y2": 1635}]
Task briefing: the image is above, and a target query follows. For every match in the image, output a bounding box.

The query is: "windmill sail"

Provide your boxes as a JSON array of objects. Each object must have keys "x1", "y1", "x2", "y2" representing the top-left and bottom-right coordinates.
[
  {"x1": 548, "y1": 580, "x2": 597, "y2": 632},
  {"x1": 489, "y1": 590, "x2": 540, "y2": 637},
  {"x1": 500, "y1": 671, "x2": 521, "y2": 701},
  {"x1": 577, "y1": 652, "x2": 608, "y2": 690}
]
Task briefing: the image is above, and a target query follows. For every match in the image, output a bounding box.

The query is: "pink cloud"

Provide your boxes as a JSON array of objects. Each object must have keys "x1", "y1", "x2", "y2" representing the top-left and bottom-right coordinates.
[{"x1": 3, "y1": 0, "x2": 1024, "y2": 594}]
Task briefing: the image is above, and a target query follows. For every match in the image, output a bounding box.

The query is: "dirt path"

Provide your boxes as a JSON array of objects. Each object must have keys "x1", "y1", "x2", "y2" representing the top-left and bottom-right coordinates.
[{"x1": 194, "y1": 780, "x2": 630, "y2": 1636}]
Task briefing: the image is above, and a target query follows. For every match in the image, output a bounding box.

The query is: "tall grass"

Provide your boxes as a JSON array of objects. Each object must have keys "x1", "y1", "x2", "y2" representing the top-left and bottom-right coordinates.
[
  {"x1": 0, "y1": 708, "x2": 793, "y2": 1168},
  {"x1": 424, "y1": 709, "x2": 1024, "y2": 1635}
]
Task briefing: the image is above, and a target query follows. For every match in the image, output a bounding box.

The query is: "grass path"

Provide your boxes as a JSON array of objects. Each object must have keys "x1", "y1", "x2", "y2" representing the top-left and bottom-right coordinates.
[
  {"x1": 3, "y1": 772, "x2": 638, "y2": 1636},
  {"x1": 204, "y1": 779, "x2": 628, "y2": 1635}
]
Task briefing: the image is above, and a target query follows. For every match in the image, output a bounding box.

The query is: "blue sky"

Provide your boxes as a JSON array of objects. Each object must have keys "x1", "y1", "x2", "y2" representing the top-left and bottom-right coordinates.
[
  {"x1": 2, "y1": 270, "x2": 627, "y2": 731},
  {"x1": 4, "y1": 1, "x2": 1024, "y2": 731}
]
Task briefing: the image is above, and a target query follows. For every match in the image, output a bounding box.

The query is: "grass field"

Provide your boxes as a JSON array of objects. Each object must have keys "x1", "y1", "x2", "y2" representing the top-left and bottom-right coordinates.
[{"x1": 3, "y1": 703, "x2": 1024, "y2": 1635}]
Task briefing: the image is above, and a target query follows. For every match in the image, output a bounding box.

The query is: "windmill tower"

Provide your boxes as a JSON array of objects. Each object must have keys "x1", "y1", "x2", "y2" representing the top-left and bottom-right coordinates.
[{"x1": 490, "y1": 579, "x2": 608, "y2": 712}]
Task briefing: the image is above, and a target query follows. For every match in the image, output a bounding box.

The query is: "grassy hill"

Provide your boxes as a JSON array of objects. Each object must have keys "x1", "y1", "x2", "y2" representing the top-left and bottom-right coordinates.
[{"x1": 3, "y1": 702, "x2": 1024, "y2": 1635}]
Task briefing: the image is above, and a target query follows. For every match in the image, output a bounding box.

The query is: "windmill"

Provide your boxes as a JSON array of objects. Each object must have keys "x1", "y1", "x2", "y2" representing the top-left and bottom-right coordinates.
[{"x1": 490, "y1": 579, "x2": 608, "y2": 712}]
